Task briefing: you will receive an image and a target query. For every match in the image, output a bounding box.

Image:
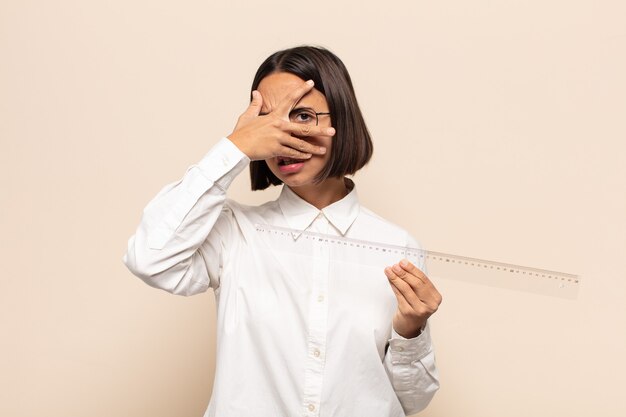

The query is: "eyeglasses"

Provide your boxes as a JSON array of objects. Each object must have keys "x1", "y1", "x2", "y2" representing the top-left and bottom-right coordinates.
[{"x1": 289, "y1": 108, "x2": 331, "y2": 126}]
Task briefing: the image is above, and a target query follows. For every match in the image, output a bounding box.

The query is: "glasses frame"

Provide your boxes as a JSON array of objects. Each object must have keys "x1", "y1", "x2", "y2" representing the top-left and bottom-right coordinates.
[{"x1": 289, "y1": 108, "x2": 331, "y2": 126}]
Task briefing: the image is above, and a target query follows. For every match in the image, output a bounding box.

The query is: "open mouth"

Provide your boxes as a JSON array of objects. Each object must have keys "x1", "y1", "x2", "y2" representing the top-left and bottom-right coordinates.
[{"x1": 278, "y1": 157, "x2": 307, "y2": 166}]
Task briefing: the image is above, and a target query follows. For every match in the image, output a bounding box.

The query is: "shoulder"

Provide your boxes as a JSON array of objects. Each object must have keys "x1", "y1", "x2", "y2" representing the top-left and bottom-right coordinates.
[
  {"x1": 222, "y1": 197, "x2": 281, "y2": 226},
  {"x1": 210, "y1": 197, "x2": 281, "y2": 242},
  {"x1": 355, "y1": 204, "x2": 426, "y2": 270},
  {"x1": 353, "y1": 204, "x2": 420, "y2": 248},
  {"x1": 224, "y1": 197, "x2": 279, "y2": 215},
  {"x1": 357, "y1": 204, "x2": 406, "y2": 233}
]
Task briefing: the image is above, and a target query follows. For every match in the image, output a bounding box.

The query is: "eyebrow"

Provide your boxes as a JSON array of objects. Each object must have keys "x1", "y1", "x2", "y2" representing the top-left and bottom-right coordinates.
[
  {"x1": 291, "y1": 106, "x2": 314, "y2": 112},
  {"x1": 259, "y1": 106, "x2": 314, "y2": 116}
]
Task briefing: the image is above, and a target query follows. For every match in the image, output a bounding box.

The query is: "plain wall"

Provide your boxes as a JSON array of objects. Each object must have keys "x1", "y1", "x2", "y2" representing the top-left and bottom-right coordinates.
[{"x1": 1, "y1": 1, "x2": 625, "y2": 416}]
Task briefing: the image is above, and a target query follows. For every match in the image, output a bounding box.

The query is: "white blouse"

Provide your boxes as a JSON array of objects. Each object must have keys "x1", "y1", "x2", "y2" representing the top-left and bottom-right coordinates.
[{"x1": 122, "y1": 137, "x2": 439, "y2": 417}]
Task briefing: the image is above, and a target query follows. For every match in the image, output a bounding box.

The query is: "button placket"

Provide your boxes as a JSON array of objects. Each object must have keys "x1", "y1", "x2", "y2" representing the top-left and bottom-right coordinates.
[{"x1": 302, "y1": 215, "x2": 330, "y2": 416}]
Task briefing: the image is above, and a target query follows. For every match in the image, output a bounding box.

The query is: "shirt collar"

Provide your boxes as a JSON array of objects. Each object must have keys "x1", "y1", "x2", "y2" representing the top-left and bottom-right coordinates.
[{"x1": 277, "y1": 178, "x2": 360, "y2": 237}]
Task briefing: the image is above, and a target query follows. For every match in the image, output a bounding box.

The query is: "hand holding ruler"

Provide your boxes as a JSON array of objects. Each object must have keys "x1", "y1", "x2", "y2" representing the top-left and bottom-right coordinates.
[{"x1": 255, "y1": 223, "x2": 580, "y2": 300}]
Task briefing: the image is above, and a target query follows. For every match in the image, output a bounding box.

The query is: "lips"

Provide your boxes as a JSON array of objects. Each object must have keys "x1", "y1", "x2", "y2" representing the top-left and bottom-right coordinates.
[{"x1": 276, "y1": 156, "x2": 306, "y2": 174}]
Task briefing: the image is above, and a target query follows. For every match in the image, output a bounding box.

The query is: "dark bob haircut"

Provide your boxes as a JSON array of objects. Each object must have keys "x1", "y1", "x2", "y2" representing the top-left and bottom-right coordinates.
[{"x1": 249, "y1": 46, "x2": 373, "y2": 190}]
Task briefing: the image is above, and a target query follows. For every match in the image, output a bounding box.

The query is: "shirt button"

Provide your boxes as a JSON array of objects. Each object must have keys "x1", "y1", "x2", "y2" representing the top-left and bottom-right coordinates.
[
  {"x1": 397, "y1": 346, "x2": 404, "y2": 352},
  {"x1": 313, "y1": 348, "x2": 321, "y2": 357},
  {"x1": 317, "y1": 295, "x2": 324, "y2": 302},
  {"x1": 308, "y1": 404, "x2": 316, "y2": 411}
]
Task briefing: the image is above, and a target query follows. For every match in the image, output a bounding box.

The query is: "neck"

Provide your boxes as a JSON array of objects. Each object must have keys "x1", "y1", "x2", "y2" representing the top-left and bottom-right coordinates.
[{"x1": 289, "y1": 177, "x2": 350, "y2": 210}]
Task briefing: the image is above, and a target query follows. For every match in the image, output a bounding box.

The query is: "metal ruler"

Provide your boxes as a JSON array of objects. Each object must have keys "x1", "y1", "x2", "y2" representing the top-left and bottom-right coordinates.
[{"x1": 254, "y1": 223, "x2": 580, "y2": 300}]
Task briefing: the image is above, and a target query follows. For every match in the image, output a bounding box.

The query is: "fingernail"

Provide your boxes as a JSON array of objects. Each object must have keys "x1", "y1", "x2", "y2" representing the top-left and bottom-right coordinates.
[
  {"x1": 326, "y1": 128, "x2": 335, "y2": 135},
  {"x1": 319, "y1": 147, "x2": 326, "y2": 154},
  {"x1": 306, "y1": 80, "x2": 314, "y2": 86},
  {"x1": 400, "y1": 259, "x2": 408, "y2": 267},
  {"x1": 392, "y1": 264, "x2": 402, "y2": 273}
]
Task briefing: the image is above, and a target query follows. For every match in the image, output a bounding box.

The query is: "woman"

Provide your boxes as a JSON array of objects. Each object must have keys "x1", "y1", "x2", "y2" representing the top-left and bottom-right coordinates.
[{"x1": 123, "y1": 45, "x2": 441, "y2": 417}]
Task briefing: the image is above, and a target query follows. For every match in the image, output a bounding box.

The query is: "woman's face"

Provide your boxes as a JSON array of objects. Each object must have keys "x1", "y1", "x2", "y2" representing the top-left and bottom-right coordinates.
[{"x1": 258, "y1": 72, "x2": 333, "y2": 188}]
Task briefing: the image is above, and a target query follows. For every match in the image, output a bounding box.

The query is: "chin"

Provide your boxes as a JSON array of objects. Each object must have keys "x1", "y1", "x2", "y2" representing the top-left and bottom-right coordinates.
[
  {"x1": 268, "y1": 167, "x2": 321, "y2": 189},
  {"x1": 278, "y1": 175, "x2": 315, "y2": 188}
]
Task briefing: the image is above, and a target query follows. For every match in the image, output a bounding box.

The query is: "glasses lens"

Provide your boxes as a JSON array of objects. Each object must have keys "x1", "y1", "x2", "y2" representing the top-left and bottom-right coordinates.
[{"x1": 289, "y1": 109, "x2": 318, "y2": 125}]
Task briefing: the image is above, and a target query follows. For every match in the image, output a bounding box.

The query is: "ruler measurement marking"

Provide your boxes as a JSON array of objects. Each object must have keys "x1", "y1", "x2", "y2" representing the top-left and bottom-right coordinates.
[{"x1": 254, "y1": 224, "x2": 580, "y2": 298}]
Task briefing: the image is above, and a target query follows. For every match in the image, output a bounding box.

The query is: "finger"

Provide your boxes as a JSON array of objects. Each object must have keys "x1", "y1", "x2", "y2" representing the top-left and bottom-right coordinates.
[
  {"x1": 276, "y1": 79, "x2": 315, "y2": 114},
  {"x1": 398, "y1": 259, "x2": 443, "y2": 308},
  {"x1": 397, "y1": 259, "x2": 429, "y2": 284},
  {"x1": 388, "y1": 280, "x2": 413, "y2": 314},
  {"x1": 385, "y1": 267, "x2": 424, "y2": 310},
  {"x1": 243, "y1": 90, "x2": 263, "y2": 118},
  {"x1": 284, "y1": 122, "x2": 335, "y2": 138},
  {"x1": 391, "y1": 263, "x2": 425, "y2": 294},
  {"x1": 387, "y1": 267, "x2": 441, "y2": 315},
  {"x1": 389, "y1": 278, "x2": 434, "y2": 323},
  {"x1": 397, "y1": 259, "x2": 441, "y2": 302},
  {"x1": 392, "y1": 262, "x2": 442, "y2": 308},
  {"x1": 274, "y1": 145, "x2": 313, "y2": 160},
  {"x1": 281, "y1": 135, "x2": 327, "y2": 156}
]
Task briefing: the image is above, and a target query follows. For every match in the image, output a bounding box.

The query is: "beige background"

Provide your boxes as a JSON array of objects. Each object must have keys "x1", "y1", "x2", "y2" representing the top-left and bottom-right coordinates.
[{"x1": 1, "y1": 1, "x2": 625, "y2": 416}]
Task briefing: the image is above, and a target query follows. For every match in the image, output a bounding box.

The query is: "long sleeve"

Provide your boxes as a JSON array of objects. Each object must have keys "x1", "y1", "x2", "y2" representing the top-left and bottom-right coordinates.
[
  {"x1": 122, "y1": 137, "x2": 249, "y2": 296},
  {"x1": 382, "y1": 232, "x2": 440, "y2": 415},
  {"x1": 383, "y1": 322, "x2": 439, "y2": 415}
]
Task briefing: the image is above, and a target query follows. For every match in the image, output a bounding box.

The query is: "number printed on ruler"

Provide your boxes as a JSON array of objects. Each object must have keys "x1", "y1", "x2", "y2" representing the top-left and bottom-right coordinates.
[{"x1": 254, "y1": 224, "x2": 580, "y2": 300}]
